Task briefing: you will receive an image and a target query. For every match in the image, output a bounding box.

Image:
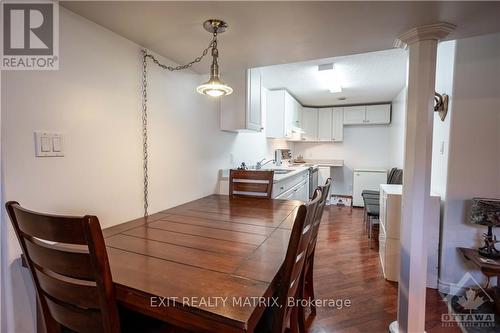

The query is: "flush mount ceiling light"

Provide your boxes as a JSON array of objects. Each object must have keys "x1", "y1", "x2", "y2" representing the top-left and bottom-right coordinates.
[
  {"x1": 318, "y1": 63, "x2": 342, "y2": 93},
  {"x1": 139, "y1": 19, "x2": 232, "y2": 221}
]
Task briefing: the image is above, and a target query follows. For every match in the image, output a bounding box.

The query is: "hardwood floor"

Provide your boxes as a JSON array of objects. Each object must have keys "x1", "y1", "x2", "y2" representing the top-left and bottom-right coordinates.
[{"x1": 307, "y1": 206, "x2": 459, "y2": 333}]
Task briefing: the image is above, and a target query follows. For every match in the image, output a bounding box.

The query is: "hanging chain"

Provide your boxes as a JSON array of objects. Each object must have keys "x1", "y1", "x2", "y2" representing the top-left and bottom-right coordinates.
[
  {"x1": 141, "y1": 52, "x2": 149, "y2": 222},
  {"x1": 140, "y1": 33, "x2": 217, "y2": 221},
  {"x1": 142, "y1": 35, "x2": 216, "y2": 72}
]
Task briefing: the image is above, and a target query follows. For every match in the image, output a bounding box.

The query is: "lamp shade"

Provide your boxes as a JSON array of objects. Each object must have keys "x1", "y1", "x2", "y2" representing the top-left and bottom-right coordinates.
[{"x1": 470, "y1": 198, "x2": 500, "y2": 227}]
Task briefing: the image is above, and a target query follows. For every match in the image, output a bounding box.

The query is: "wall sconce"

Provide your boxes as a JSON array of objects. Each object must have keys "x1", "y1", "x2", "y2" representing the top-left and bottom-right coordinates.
[{"x1": 434, "y1": 92, "x2": 449, "y2": 121}]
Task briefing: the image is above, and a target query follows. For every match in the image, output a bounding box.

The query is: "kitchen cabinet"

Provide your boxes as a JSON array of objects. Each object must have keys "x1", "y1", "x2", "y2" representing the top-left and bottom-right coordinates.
[
  {"x1": 273, "y1": 170, "x2": 309, "y2": 201},
  {"x1": 378, "y1": 184, "x2": 440, "y2": 288},
  {"x1": 343, "y1": 106, "x2": 366, "y2": 124},
  {"x1": 365, "y1": 104, "x2": 391, "y2": 124},
  {"x1": 332, "y1": 107, "x2": 344, "y2": 141},
  {"x1": 301, "y1": 108, "x2": 318, "y2": 140},
  {"x1": 299, "y1": 107, "x2": 343, "y2": 142},
  {"x1": 220, "y1": 68, "x2": 263, "y2": 132},
  {"x1": 343, "y1": 103, "x2": 391, "y2": 125},
  {"x1": 276, "y1": 178, "x2": 309, "y2": 202},
  {"x1": 292, "y1": 99, "x2": 302, "y2": 128},
  {"x1": 318, "y1": 108, "x2": 333, "y2": 141},
  {"x1": 266, "y1": 89, "x2": 302, "y2": 139}
]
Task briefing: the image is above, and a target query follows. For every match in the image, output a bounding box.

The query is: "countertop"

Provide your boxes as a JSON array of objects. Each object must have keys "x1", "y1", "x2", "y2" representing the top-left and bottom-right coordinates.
[
  {"x1": 293, "y1": 159, "x2": 344, "y2": 167},
  {"x1": 219, "y1": 165, "x2": 311, "y2": 183}
]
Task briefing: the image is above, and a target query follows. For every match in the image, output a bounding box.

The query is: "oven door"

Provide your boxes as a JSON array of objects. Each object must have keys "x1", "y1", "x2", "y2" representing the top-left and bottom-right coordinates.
[{"x1": 309, "y1": 168, "x2": 319, "y2": 199}]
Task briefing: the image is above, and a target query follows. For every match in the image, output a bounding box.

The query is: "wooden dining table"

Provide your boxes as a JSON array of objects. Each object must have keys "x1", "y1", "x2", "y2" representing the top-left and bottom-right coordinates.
[{"x1": 102, "y1": 194, "x2": 302, "y2": 333}]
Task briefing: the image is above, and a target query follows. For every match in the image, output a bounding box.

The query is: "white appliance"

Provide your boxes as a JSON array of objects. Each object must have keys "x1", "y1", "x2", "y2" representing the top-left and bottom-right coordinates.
[
  {"x1": 378, "y1": 184, "x2": 440, "y2": 289},
  {"x1": 352, "y1": 169, "x2": 387, "y2": 207}
]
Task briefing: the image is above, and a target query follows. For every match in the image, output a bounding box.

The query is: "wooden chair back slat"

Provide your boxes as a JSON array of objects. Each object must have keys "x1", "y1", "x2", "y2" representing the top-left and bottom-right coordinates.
[
  {"x1": 271, "y1": 189, "x2": 321, "y2": 333},
  {"x1": 306, "y1": 178, "x2": 332, "y2": 259},
  {"x1": 34, "y1": 267, "x2": 100, "y2": 309},
  {"x1": 44, "y1": 296, "x2": 103, "y2": 333},
  {"x1": 5, "y1": 201, "x2": 120, "y2": 333},
  {"x1": 229, "y1": 170, "x2": 274, "y2": 199},
  {"x1": 24, "y1": 238, "x2": 95, "y2": 280},
  {"x1": 10, "y1": 206, "x2": 88, "y2": 244}
]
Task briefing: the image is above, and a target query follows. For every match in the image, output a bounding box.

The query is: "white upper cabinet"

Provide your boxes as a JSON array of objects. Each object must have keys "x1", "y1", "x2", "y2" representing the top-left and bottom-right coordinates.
[
  {"x1": 292, "y1": 99, "x2": 302, "y2": 128},
  {"x1": 247, "y1": 68, "x2": 263, "y2": 130},
  {"x1": 318, "y1": 108, "x2": 333, "y2": 141},
  {"x1": 365, "y1": 104, "x2": 391, "y2": 124},
  {"x1": 343, "y1": 103, "x2": 391, "y2": 125},
  {"x1": 332, "y1": 107, "x2": 344, "y2": 142},
  {"x1": 220, "y1": 68, "x2": 263, "y2": 132},
  {"x1": 266, "y1": 90, "x2": 302, "y2": 139},
  {"x1": 301, "y1": 108, "x2": 318, "y2": 141},
  {"x1": 266, "y1": 90, "x2": 285, "y2": 138},
  {"x1": 343, "y1": 106, "x2": 366, "y2": 124},
  {"x1": 299, "y1": 107, "x2": 343, "y2": 142}
]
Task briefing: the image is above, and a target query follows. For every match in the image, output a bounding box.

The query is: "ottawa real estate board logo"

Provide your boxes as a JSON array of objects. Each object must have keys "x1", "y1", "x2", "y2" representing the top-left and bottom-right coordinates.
[{"x1": 1, "y1": 1, "x2": 59, "y2": 70}]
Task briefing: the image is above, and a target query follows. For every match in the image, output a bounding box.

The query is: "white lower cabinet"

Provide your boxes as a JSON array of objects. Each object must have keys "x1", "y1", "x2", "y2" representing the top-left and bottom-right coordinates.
[
  {"x1": 378, "y1": 184, "x2": 440, "y2": 289},
  {"x1": 273, "y1": 171, "x2": 309, "y2": 202}
]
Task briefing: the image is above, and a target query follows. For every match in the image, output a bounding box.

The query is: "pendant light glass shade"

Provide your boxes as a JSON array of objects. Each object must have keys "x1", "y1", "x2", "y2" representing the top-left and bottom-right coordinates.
[{"x1": 197, "y1": 76, "x2": 233, "y2": 97}]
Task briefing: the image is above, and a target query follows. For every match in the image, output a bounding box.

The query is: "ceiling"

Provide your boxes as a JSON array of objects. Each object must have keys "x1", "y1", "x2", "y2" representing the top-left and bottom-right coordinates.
[
  {"x1": 260, "y1": 49, "x2": 407, "y2": 106},
  {"x1": 61, "y1": 1, "x2": 500, "y2": 74}
]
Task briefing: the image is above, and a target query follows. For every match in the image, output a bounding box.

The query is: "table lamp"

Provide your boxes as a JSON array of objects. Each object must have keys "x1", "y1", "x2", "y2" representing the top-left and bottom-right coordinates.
[{"x1": 470, "y1": 198, "x2": 500, "y2": 258}]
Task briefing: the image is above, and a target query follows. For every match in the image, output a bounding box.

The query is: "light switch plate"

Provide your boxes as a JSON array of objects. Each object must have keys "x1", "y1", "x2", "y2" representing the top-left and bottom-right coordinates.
[{"x1": 35, "y1": 132, "x2": 64, "y2": 157}]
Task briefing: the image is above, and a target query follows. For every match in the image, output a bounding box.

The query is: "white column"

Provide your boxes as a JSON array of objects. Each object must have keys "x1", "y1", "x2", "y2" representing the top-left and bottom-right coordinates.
[{"x1": 390, "y1": 23, "x2": 455, "y2": 333}]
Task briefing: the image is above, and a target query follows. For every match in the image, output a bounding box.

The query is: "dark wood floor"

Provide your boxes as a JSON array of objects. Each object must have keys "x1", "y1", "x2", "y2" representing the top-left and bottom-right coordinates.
[{"x1": 307, "y1": 206, "x2": 459, "y2": 333}]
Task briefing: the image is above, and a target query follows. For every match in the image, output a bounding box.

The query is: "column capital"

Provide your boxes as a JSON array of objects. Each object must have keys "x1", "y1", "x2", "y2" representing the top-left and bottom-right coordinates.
[{"x1": 394, "y1": 22, "x2": 456, "y2": 49}]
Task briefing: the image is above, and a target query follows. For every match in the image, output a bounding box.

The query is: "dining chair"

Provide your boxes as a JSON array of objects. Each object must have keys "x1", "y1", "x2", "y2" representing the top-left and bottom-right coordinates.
[
  {"x1": 5, "y1": 201, "x2": 169, "y2": 333},
  {"x1": 297, "y1": 178, "x2": 332, "y2": 332},
  {"x1": 229, "y1": 169, "x2": 274, "y2": 199},
  {"x1": 254, "y1": 189, "x2": 321, "y2": 333}
]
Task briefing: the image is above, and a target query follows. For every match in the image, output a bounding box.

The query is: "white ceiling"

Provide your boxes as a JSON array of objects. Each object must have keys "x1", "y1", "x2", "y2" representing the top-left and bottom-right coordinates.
[
  {"x1": 61, "y1": 1, "x2": 500, "y2": 74},
  {"x1": 260, "y1": 49, "x2": 407, "y2": 106}
]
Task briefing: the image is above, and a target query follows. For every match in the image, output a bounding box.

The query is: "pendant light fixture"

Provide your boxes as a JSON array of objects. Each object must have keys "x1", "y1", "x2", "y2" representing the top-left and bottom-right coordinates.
[
  {"x1": 140, "y1": 19, "x2": 232, "y2": 221},
  {"x1": 196, "y1": 19, "x2": 233, "y2": 97}
]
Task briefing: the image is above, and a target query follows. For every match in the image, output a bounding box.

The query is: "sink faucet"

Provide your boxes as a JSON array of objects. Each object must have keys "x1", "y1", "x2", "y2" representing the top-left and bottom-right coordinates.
[{"x1": 256, "y1": 158, "x2": 274, "y2": 170}]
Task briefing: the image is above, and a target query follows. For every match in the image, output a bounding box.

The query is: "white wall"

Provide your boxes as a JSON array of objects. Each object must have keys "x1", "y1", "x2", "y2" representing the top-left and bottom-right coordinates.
[
  {"x1": 437, "y1": 33, "x2": 500, "y2": 292},
  {"x1": 431, "y1": 41, "x2": 456, "y2": 199},
  {"x1": 0, "y1": 8, "x2": 287, "y2": 332},
  {"x1": 389, "y1": 87, "x2": 407, "y2": 169},
  {"x1": 294, "y1": 125, "x2": 393, "y2": 195}
]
